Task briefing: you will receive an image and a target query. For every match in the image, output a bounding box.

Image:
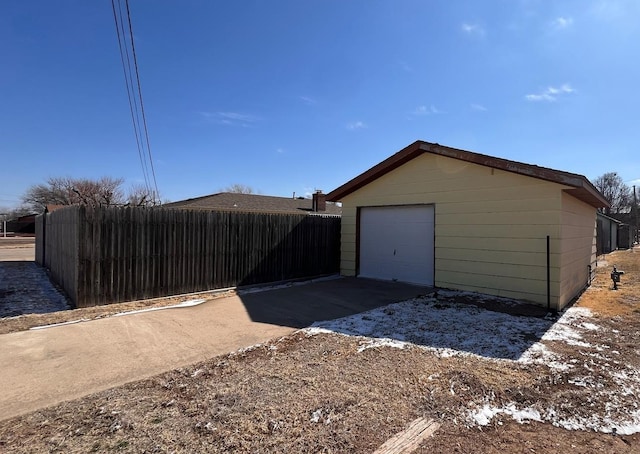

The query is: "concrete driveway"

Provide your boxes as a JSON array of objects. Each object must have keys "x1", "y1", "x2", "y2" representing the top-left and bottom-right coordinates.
[
  {"x1": 0, "y1": 238, "x2": 35, "y2": 261},
  {"x1": 0, "y1": 277, "x2": 428, "y2": 421}
]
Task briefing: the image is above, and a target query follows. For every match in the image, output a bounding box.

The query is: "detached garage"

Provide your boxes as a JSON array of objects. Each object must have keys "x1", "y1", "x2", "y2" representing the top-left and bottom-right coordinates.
[
  {"x1": 359, "y1": 205, "x2": 435, "y2": 285},
  {"x1": 327, "y1": 141, "x2": 609, "y2": 311}
]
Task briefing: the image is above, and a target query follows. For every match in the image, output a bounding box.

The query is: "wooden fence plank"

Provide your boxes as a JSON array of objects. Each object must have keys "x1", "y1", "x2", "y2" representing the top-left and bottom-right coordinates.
[{"x1": 37, "y1": 207, "x2": 340, "y2": 307}]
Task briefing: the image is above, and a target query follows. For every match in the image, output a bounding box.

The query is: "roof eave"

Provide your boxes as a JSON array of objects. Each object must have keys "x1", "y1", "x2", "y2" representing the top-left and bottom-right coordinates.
[
  {"x1": 327, "y1": 140, "x2": 610, "y2": 209},
  {"x1": 326, "y1": 141, "x2": 424, "y2": 202}
]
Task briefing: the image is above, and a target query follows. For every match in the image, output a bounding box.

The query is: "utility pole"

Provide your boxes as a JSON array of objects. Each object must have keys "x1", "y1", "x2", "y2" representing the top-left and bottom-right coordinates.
[
  {"x1": 634, "y1": 185, "x2": 639, "y2": 245},
  {"x1": 0, "y1": 213, "x2": 6, "y2": 238}
]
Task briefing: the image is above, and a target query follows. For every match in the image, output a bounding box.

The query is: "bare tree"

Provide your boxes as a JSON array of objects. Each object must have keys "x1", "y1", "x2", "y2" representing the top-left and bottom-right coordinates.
[
  {"x1": 223, "y1": 184, "x2": 255, "y2": 194},
  {"x1": 126, "y1": 184, "x2": 161, "y2": 207},
  {"x1": 593, "y1": 172, "x2": 632, "y2": 215},
  {"x1": 23, "y1": 177, "x2": 75, "y2": 209},
  {"x1": 22, "y1": 177, "x2": 126, "y2": 212},
  {"x1": 0, "y1": 205, "x2": 34, "y2": 220}
]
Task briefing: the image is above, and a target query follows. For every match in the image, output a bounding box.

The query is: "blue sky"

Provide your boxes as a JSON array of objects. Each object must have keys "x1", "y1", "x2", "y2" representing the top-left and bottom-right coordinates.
[{"x1": 1, "y1": 0, "x2": 639, "y2": 209}]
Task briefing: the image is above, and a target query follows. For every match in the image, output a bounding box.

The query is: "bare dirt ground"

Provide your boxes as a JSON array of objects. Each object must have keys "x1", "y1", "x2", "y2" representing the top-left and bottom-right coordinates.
[{"x1": 1, "y1": 248, "x2": 639, "y2": 453}]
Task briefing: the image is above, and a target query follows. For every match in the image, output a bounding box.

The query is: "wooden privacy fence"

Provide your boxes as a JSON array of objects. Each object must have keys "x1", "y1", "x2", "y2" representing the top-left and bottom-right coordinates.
[{"x1": 36, "y1": 206, "x2": 341, "y2": 308}]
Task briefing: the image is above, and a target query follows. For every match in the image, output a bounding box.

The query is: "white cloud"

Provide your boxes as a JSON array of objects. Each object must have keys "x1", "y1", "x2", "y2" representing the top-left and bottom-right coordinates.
[
  {"x1": 461, "y1": 23, "x2": 485, "y2": 35},
  {"x1": 471, "y1": 103, "x2": 487, "y2": 112},
  {"x1": 525, "y1": 84, "x2": 575, "y2": 102},
  {"x1": 412, "y1": 105, "x2": 442, "y2": 115},
  {"x1": 346, "y1": 121, "x2": 367, "y2": 130},
  {"x1": 276, "y1": 148, "x2": 285, "y2": 154},
  {"x1": 200, "y1": 111, "x2": 260, "y2": 127},
  {"x1": 551, "y1": 16, "x2": 574, "y2": 29},
  {"x1": 299, "y1": 96, "x2": 316, "y2": 105}
]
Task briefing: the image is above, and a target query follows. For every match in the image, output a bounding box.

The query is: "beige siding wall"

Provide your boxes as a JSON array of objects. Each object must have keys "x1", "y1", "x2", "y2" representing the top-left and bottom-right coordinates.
[
  {"x1": 559, "y1": 192, "x2": 597, "y2": 309},
  {"x1": 340, "y1": 153, "x2": 570, "y2": 306}
]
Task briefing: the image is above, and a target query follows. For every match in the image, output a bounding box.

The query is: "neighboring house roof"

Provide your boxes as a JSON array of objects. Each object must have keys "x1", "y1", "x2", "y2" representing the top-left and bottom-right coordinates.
[
  {"x1": 326, "y1": 140, "x2": 609, "y2": 209},
  {"x1": 597, "y1": 212, "x2": 624, "y2": 224},
  {"x1": 45, "y1": 205, "x2": 67, "y2": 213},
  {"x1": 161, "y1": 192, "x2": 342, "y2": 215},
  {"x1": 14, "y1": 214, "x2": 37, "y2": 222}
]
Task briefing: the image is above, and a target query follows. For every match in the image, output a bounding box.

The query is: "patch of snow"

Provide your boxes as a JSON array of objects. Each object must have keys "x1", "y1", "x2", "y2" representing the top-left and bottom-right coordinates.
[
  {"x1": 232, "y1": 343, "x2": 264, "y2": 355},
  {"x1": 469, "y1": 404, "x2": 501, "y2": 426},
  {"x1": 468, "y1": 403, "x2": 543, "y2": 426},
  {"x1": 310, "y1": 409, "x2": 322, "y2": 423},
  {"x1": 303, "y1": 327, "x2": 336, "y2": 337},
  {"x1": 508, "y1": 405, "x2": 543, "y2": 424},
  {"x1": 580, "y1": 322, "x2": 599, "y2": 331},
  {"x1": 567, "y1": 377, "x2": 590, "y2": 387},
  {"x1": 301, "y1": 290, "x2": 640, "y2": 435},
  {"x1": 357, "y1": 337, "x2": 408, "y2": 353},
  {"x1": 113, "y1": 298, "x2": 207, "y2": 317},
  {"x1": 305, "y1": 295, "x2": 555, "y2": 361}
]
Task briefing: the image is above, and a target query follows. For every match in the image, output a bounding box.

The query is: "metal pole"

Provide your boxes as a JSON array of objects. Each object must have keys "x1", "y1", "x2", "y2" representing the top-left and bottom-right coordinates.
[
  {"x1": 634, "y1": 186, "x2": 638, "y2": 245},
  {"x1": 0, "y1": 213, "x2": 6, "y2": 238},
  {"x1": 547, "y1": 235, "x2": 551, "y2": 312}
]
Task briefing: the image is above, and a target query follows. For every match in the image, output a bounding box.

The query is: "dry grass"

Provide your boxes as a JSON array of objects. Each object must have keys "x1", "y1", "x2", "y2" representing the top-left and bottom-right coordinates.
[
  {"x1": 1, "y1": 327, "x2": 638, "y2": 453},
  {"x1": 1, "y1": 248, "x2": 640, "y2": 452},
  {"x1": 577, "y1": 248, "x2": 640, "y2": 316}
]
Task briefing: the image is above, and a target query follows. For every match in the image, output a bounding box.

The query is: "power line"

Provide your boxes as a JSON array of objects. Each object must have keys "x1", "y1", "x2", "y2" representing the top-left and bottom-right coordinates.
[
  {"x1": 124, "y1": 0, "x2": 159, "y2": 199},
  {"x1": 110, "y1": 0, "x2": 159, "y2": 200},
  {"x1": 111, "y1": 0, "x2": 150, "y2": 194}
]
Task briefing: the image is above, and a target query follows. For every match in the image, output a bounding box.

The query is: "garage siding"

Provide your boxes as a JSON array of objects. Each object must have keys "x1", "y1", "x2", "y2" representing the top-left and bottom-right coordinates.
[
  {"x1": 559, "y1": 192, "x2": 598, "y2": 307},
  {"x1": 340, "y1": 153, "x2": 568, "y2": 306}
]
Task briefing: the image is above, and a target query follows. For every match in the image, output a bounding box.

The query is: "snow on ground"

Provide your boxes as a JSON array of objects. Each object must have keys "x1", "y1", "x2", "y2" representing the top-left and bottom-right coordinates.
[
  {"x1": 306, "y1": 295, "x2": 556, "y2": 360},
  {"x1": 303, "y1": 292, "x2": 640, "y2": 434}
]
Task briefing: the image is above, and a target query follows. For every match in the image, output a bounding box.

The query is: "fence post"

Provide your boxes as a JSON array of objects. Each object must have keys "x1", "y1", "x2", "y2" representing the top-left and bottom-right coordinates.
[{"x1": 41, "y1": 212, "x2": 47, "y2": 266}]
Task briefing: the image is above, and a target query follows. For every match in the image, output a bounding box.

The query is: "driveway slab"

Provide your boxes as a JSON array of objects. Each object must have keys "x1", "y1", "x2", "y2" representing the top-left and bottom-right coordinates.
[
  {"x1": 0, "y1": 277, "x2": 428, "y2": 421},
  {"x1": 0, "y1": 239, "x2": 35, "y2": 261},
  {"x1": 0, "y1": 262, "x2": 70, "y2": 317}
]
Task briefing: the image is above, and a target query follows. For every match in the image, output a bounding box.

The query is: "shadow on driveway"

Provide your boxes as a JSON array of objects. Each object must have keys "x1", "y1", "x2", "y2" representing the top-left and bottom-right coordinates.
[
  {"x1": 237, "y1": 277, "x2": 431, "y2": 329},
  {"x1": 237, "y1": 276, "x2": 560, "y2": 362},
  {"x1": 0, "y1": 261, "x2": 70, "y2": 318}
]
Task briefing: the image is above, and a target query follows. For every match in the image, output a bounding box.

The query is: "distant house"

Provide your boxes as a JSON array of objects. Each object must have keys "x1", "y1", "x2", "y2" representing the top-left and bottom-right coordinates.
[
  {"x1": 6, "y1": 214, "x2": 38, "y2": 235},
  {"x1": 596, "y1": 212, "x2": 621, "y2": 255},
  {"x1": 327, "y1": 140, "x2": 609, "y2": 311},
  {"x1": 596, "y1": 212, "x2": 631, "y2": 253},
  {"x1": 162, "y1": 191, "x2": 341, "y2": 216}
]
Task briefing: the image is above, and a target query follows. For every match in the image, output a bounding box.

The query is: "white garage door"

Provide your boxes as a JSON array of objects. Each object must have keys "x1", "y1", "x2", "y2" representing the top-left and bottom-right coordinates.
[{"x1": 359, "y1": 205, "x2": 434, "y2": 286}]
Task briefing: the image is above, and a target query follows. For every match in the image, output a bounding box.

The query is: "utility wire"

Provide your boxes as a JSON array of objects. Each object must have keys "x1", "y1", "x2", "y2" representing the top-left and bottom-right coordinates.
[
  {"x1": 124, "y1": 0, "x2": 159, "y2": 200},
  {"x1": 111, "y1": 0, "x2": 159, "y2": 200},
  {"x1": 111, "y1": 0, "x2": 150, "y2": 195},
  {"x1": 117, "y1": 0, "x2": 151, "y2": 189}
]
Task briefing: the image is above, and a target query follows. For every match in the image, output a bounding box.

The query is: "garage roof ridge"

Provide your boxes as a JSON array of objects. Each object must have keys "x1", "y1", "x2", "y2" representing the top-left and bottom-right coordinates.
[{"x1": 326, "y1": 140, "x2": 609, "y2": 209}]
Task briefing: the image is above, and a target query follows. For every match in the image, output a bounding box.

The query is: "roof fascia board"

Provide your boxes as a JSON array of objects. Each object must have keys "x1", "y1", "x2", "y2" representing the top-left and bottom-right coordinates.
[{"x1": 327, "y1": 141, "x2": 609, "y2": 209}]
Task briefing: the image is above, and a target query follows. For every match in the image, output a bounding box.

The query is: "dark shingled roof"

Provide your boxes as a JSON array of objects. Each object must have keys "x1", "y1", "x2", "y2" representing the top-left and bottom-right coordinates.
[
  {"x1": 161, "y1": 192, "x2": 342, "y2": 216},
  {"x1": 327, "y1": 140, "x2": 609, "y2": 209}
]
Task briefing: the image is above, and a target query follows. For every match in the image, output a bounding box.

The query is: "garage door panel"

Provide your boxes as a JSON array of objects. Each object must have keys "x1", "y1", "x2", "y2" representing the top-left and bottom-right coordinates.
[{"x1": 359, "y1": 205, "x2": 434, "y2": 286}]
